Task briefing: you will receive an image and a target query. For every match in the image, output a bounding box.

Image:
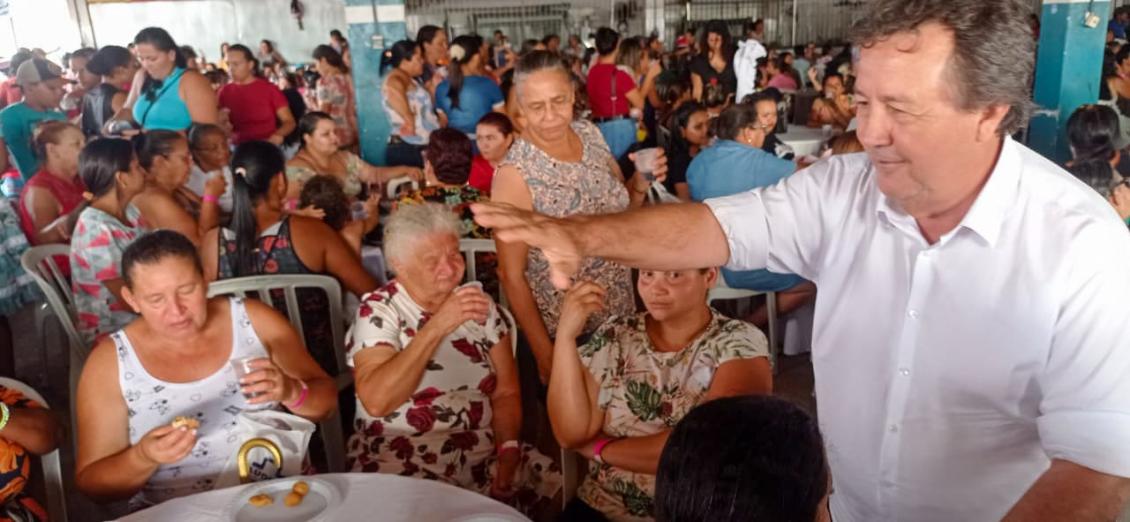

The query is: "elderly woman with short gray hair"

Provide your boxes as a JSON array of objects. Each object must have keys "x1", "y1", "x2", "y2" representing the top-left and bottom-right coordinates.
[{"x1": 344, "y1": 203, "x2": 560, "y2": 514}]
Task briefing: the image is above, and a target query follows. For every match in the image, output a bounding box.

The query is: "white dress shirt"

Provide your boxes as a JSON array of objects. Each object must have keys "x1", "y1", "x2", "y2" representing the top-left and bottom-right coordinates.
[{"x1": 705, "y1": 138, "x2": 1130, "y2": 521}]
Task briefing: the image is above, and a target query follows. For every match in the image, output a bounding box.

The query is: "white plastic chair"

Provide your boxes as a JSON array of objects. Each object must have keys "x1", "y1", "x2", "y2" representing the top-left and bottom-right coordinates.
[
  {"x1": 708, "y1": 278, "x2": 779, "y2": 370},
  {"x1": 385, "y1": 176, "x2": 420, "y2": 199},
  {"x1": 207, "y1": 274, "x2": 349, "y2": 473},
  {"x1": 458, "y1": 238, "x2": 496, "y2": 285},
  {"x1": 0, "y1": 377, "x2": 66, "y2": 522}
]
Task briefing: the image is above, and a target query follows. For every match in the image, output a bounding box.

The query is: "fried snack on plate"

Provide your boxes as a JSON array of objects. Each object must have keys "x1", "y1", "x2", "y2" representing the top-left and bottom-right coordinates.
[
  {"x1": 170, "y1": 416, "x2": 200, "y2": 430},
  {"x1": 291, "y1": 481, "x2": 310, "y2": 495},
  {"x1": 284, "y1": 491, "x2": 304, "y2": 507},
  {"x1": 248, "y1": 494, "x2": 273, "y2": 507}
]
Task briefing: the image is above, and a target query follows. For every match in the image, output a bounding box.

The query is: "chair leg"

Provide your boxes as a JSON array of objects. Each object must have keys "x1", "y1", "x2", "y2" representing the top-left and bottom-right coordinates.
[
  {"x1": 320, "y1": 411, "x2": 346, "y2": 473},
  {"x1": 560, "y1": 449, "x2": 582, "y2": 511},
  {"x1": 41, "y1": 450, "x2": 66, "y2": 522},
  {"x1": 766, "y1": 292, "x2": 779, "y2": 374},
  {"x1": 35, "y1": 304, "x2": 53, "y2": 393}
]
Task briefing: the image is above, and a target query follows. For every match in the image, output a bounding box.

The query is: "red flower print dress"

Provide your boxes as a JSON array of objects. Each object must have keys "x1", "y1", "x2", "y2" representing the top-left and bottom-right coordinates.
[
  {"x1": 344, "y1": 281, "x2": 561, "y2": 515},
  {"x1": 70, "y1": 205, "x2": 144, "y2": 346}
]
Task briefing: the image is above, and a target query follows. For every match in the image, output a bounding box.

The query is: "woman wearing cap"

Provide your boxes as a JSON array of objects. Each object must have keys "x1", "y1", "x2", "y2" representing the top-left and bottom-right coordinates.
[
  {"x1": 110, "y1": 27, "x2": 218, "y2": 133},
  {"x1": 83, "y1": 46, "x2": 137, "y2": 138}
]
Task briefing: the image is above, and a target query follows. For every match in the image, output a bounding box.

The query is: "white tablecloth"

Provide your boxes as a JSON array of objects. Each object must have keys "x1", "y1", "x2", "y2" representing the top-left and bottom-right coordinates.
[
  {"x1": 779, "y1": 124, "x2": 828, "y2": 157},
  {"x1": 118, "y1": 473, "x2": 529, "y2": 522}
]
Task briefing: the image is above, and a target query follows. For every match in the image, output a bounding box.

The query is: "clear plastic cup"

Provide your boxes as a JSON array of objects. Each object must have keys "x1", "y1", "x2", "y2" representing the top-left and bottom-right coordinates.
[
  {"x1": 822, "y1": 124, "x2": 834, "y2": 139},
  {"x1": 633, "y1": 147, "x2": 660, "y2": 181},
  {"x1": 231, "y1": 357, "x2": 264, "y2": 400}
]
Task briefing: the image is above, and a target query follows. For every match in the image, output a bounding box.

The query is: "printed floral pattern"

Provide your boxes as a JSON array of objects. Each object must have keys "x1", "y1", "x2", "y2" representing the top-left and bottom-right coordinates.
[
  {"x1": 315, "y1": 74, "x2": 358, "y2": 147},
  {"x1": 500, "y1": 119, "x2": 636, "y2": 337},
  {"x1": 345, "y1": 281, "x2": 561, "y2": 515},
  {"x1": 0, "y1": 385, "x2": 46, "y2": 522},
  {"x1": 576, "y1": 311, "x2": 770, "y2": 521},
  {"x1": 71, "y1": 206, "x2": 144, "y2": 346}
]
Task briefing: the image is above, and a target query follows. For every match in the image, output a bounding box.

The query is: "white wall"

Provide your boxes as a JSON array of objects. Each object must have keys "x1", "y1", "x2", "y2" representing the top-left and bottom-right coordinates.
[
  {"x1": 0, "y1": 0, "x2": 83, "y2": 61},
  {"x1": 88, "y1": 0, "x2": 345, "y2": 66}
]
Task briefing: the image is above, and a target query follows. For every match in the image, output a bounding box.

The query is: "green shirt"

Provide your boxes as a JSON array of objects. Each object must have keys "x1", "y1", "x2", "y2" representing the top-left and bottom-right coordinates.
[{"x1": 0, "y1": 102, "x2": 66, "y2": 180}]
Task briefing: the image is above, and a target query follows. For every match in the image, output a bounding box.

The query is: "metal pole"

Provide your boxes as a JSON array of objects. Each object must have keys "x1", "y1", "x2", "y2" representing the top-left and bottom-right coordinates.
[{"x1": 791, "y1": 0, "x2": 798, "y2": 46}]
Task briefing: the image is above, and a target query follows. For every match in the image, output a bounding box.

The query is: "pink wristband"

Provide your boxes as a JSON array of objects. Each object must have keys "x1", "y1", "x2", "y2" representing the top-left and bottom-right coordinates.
[
  {"x1": 285, "y1": 198, "x2": 298, "y2": 211},
  {"x1": 287, "y1": 380, "x2": 309, "y2": 410},
  {"x1": 203, "y1": 194, "x2": 219, "y2": 204},
  {"x1": 592, "y1": 437, "x2": 617, "y2": 465}
]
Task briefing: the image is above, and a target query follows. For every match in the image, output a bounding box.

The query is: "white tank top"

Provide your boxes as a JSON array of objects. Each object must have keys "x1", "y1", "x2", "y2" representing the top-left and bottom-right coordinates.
[{"x1": 114, "y1": 297, "x2": 274, "y2": 510}]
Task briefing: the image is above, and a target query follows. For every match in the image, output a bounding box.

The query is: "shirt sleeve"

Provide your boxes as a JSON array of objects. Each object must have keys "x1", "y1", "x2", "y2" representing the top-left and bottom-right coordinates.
[
  {"x1": 346, "y1": 295, "x2": 403, "y2": 366},
  {"x1": 268, "y1": 83, "x2": 288, "y2": 112},
  {"x1": 1037, "y1": 219, "x2": 1130, "y2": 477},
  {"x1": 704, "y1": 155, "x2": 860, "y2": 281},
  {"x1": 714, "y1": 318, "x2": 770, "y2": 364},
  {"x1": 616, "y1": 69, "x2": 637, "y2": 96},
  {"x1": 578, "y1": 317, "x2": 624, "y2": 410}
]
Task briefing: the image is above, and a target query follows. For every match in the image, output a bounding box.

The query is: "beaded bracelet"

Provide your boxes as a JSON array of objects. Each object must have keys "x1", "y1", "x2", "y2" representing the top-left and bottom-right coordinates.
[{"x1": 0, "y1": 403, "x2": 10, "y2": 432}]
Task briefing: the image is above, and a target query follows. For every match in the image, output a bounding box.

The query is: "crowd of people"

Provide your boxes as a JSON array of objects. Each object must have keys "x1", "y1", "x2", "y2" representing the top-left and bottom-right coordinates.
[{"x1": 0, "y1": 0, "x2": 1127, "y2": 520}]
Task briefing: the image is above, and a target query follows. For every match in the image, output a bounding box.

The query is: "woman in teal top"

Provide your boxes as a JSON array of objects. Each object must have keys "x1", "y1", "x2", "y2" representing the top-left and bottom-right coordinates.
[{"x1": 110, "y1": 27, "x2": 217, "y2": 132}]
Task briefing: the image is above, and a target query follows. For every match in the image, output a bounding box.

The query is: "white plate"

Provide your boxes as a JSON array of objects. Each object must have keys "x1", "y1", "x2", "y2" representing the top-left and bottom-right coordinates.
[{"x1": 222, "y1": 477, "x2": 341, "y2": 522}]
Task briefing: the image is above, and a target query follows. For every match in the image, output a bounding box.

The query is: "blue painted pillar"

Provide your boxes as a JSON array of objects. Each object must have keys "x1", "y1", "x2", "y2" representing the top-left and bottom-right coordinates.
[
  {"x1": 344, "y1": 0, "x2": 408, "y2": 165},
  {"x1": 1030, "y1": 0, "x2": 1110, "y2": 162}
]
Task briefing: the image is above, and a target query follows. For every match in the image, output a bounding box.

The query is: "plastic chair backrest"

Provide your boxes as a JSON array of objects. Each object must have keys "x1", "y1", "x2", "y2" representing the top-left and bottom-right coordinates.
[
  {"x1": 207, "y1": 274, "x2": 348, "y2": 472},
  {"x1": 0, "y1": 377, "x2": 66, "y2": 522},
  {"x1": 385, "y1": 177, "x2": 420, "y2": 199},
  {"x1": 458, "y1": 238, "x2": 496, "y2": 285},
  {"x1": 21, "y1": 245, "x2": 87, "y2": 358}
]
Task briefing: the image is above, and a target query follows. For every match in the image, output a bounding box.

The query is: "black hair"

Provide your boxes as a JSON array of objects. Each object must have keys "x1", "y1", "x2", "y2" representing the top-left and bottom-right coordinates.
[
  {"x1": 416, "y1": 25, "x2": 443, "y2": 49},
  {"x1": 667, "y1": 101, "x2": 706, "y2": 155},
  {"x1": 260, "y1": 39, "x2": 275, "y2": 53},
  {"x1": 80, "y1": 138, "x2": 134, "y2": 198},
  {"x1": 1067, "y1": 104, "x2": 1121, "y2": 165},
  {"x1": 226, "y1": 44, "x2": 260, "y2": 76},
  {"x1": 698, "y1": 19, "x2": 735, "y2": 62},
  {"x1": 133, "y1": 129, "x2": 187, "y2": 171},
  {"x1": 70, "y1": 47, "x2": 96, "y2": 63},
  {"x1": 1117, "y1": 45, "x2": 1130, "y2": 68},
  {"x1": 822, "y1": 71, "x2": 844, "y2": 89},
  {"x1": 542, "y1": 34, "x2": 560, "y2": 46},
  {"x1": 134, "y1": 27, "x2": 188, "y2": 97},
  {"x1": 655, "y1": 395, "x2": 829, "y2": 522},
  {"x1": 330, "y1": 29, "x2": 345, "y2": 40},
  {"x1": 595, "y1": 27, "x2": 621, "y2": 56},
  {"x1": 380, "y1": 40, "x2": 419, "y2": 75},
  {"x1": 424, "y1": 128, "x2": 473, "y2": 185},
  {"x1": 229, "y1": 141, "x2": 286, "y2": 277},
  {"x1": 446, "y1": 34, "x2": 485, "y2": 110},
  {"x1": 477, "y1": 111, "x2": 514, "y2": 136},
  {"x1": 713, "y1": 103, "x2": 759, "y2": 140},
  {"x1": 121, "y1": 230, "x2": 203, "y2": 289},
  {"x1": 188, "y1": 123, "x2": 225, "y2": 151},
  {"x1": 297, "y1": 111, "x2": 335, "y2": 150},
  {"x1": 299, "y1": 175, "x2": 350, "y2": 231},
  {"x1": 86, "y1": 45, "x2": 133, "y2": 77},
  {"x1": 312, "y1": 44, "x2": 349, "y2": 74},
  {"x1": 1070, "y1": 160, "x2": 1120, "y2": 199},
  {"x1": 178, "y1": 45, "x2": 198, "y2": 61}
]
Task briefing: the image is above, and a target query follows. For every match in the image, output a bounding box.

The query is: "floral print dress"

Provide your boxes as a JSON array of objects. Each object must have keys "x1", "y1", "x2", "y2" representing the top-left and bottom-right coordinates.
[
  {"x1": 0, "y1": 385, "x2": 47, "y2": 522},
  {"x1": 345, "y1": 281, "x2": 561, "y2": 514},
  {"x1": 577, "y1": 311, "x2": 770, "y2": 521},
  {"x1": 315, "y1": 74, "x2": 358, "y2": 147},
  {"x1": 500, "y1": 119, "x2": 635, "y2": 337},
  {"x1": 71, "y1": 205, "x2": 145, "y2": 346}
]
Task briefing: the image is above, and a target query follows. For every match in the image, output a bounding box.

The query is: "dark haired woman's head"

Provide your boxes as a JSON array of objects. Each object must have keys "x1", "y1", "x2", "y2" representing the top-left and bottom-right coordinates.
[
  {"x1": 313, "y1": 44, "x2": 348, "y2": 75},
  {"x1": 1067, "y1": 104, "x2": 1121, "y2": 165},
  {"x1": 121, "y1": 230, "x2": 203, "y2": 290},
  {"x1": 259, "y1": 39, "x2": 275, "y2": 54},
  {"x1": 381, "y1": 40, "x2": 423, "y2": 76},
  {"x1": 476, "y1": 112, "x2": 515, "y2": 163},
  {"x1": 133, "y1": 27, "x2": 187, "y2": 81},
  {"x1": 229, "y1": 141, "x2": 287, "y2": 277},
  {"x1": 416, "y1": 25, "x2": 448, "y2": 66},
  {"x1": 1116, "y1": 45, "x2": 1130, "y2": 72},
  {"x1": 595, "y1": 27, "x2": 621, "y2": 56},
  {"x1": 714, "y1": 103, "x2": 763, "y2": 141},
  {"x1": 513, "y1": 51, "x2": 574, "y2": 139},
  {"x1": 424, "y1": 128, "x2": 473, "y2": 186},
  {"x1": 120, "y1": 229, "x2": 209, "y2": 336},
  {"x1": 669, "y1": 102, "x2": 709, "y2": 152},
  {"x1": 297, "y1": 111, "x2": 339, "y2": 154},
  {"x1": 655, "y1": 395, "x2": 830, "y2": 522},
  {"x1": 700, "y1": 20, "x2": 734, "y2": 59},
  {"x1": 225, "y1": 44, "x2": 259, "y2": 81},
  {"x1": 80, "y1": 138, "x2": 145, "y2": 201},
  {"x1": 87, "y1": 45, "x2": 136, "y2": 82},
  {"x1": 446, "y1": 34, "x2": 487, "y2": 110},
  {"x1": 299, "y1": 175, "x2": 351, "y2": 230}
]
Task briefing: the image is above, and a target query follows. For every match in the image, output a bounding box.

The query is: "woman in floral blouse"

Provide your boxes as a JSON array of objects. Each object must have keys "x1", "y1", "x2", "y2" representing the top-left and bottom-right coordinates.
[
  {"x1": 0, "y1": 382, "x2": 61, "y2": 522},
  {"x1": 345, "y1": 203, "x2": 560, "y2": 516},
  {"x1": 548, "y1": 269, "x2": 773, "y2": 521}
]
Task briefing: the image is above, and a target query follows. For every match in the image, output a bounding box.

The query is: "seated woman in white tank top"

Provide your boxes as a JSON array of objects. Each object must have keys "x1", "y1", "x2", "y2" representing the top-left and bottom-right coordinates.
[{"x1": 73, "y1": 230, "x2": 336, "y2": 510}]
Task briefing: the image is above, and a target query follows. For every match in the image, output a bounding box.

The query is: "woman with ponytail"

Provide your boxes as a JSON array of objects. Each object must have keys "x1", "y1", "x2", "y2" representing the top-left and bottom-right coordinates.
[
  {"x1": 200, "y1": 141, "x2": 377, "y2": 368},
  {"x1": 109, "y1": 27, "x2": 218, "y2": 132},
  {"x1": 381, "y1": 40, "x2": 438, "y2": 167},
  {"x1": 70, "y1": 138, "x2": 147, "y2": 345},
  {"x1": 1065, "y1": 104, "x2": 1130, "y2": 224},
  {"x1": 436, "y1": 34, "x2": 503, "y2": 138}
]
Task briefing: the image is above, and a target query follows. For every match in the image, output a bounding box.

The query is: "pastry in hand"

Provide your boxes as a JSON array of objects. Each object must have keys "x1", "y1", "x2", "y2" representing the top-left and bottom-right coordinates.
[
  {"x1": 171, "y1": 416, "x2": 200, "y2": 430},
  {"x1": 248, "y1": 494, "x2": 273, "y2": 507}
]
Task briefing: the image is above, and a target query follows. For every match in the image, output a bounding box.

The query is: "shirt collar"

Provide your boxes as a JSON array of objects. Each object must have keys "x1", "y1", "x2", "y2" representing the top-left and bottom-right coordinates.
[{"x1": 875, "y1": 137, "x2": 1020, "y2": 247}]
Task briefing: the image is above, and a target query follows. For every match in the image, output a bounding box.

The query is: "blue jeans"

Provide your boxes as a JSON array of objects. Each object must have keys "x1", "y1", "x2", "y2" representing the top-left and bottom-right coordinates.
[{"x1": 596, "y1": 118, "x2": 637, "y2": 160}]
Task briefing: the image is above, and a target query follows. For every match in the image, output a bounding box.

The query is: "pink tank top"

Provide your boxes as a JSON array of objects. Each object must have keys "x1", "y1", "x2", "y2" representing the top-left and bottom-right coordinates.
[{"x1": 18, "y1": 169, "x2": 86, "y2": 244}]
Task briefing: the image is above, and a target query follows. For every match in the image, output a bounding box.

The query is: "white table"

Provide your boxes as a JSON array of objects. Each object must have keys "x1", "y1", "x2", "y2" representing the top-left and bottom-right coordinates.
[
  {"x1": 119, "y1": 473, "x2": 529, "y2": 522},
  {"x1": 779, "y1": 124, "x2": 828, "y2": 158}
]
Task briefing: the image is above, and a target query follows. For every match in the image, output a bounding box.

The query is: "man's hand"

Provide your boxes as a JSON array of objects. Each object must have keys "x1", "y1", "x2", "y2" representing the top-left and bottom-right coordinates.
[{"x1": 472, "y1": 203, "x2": 585, "y2": 289}]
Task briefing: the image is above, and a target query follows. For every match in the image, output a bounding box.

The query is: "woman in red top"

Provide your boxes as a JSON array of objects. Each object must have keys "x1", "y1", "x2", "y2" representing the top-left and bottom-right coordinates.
[
  {"x1": 218, "y1": 44, "x2": 296, "y2": 145},
  {"x1": 18, "y1": 121, "x2": 86, "y2": 245},
  {"x1": 469, "y1": 112, "x2": 514, "y2": 195}
]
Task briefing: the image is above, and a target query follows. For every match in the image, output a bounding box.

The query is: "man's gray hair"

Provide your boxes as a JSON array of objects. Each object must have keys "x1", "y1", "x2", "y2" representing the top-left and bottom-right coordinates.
[
  {"x1": 850, "y1": 0, "x2": 1036, "y2": 136},
  {"x1": 383, "y1": 203, "x2": 462, "y2": 263}
]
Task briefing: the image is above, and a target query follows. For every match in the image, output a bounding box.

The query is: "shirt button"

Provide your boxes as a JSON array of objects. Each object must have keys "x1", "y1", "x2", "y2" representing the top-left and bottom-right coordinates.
[
  {"x1": 899, "y1": 368, "x2": 910, "y2": 376},
  {"x1": 889, "y1": 424, "x2": 899, "y2": 433},
  {"x1": 907, "y1": 310, "x2": 919, "y2": 319}
]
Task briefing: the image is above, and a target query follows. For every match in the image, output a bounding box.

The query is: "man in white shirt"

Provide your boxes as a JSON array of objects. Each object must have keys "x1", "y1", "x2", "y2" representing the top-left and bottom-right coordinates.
[
  {"x1": 474, "y1": 0, "x2": 1130, "y2": 520},
  {"x1": 733, "y1": 30, "x2": 767, "y2": 104}
]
